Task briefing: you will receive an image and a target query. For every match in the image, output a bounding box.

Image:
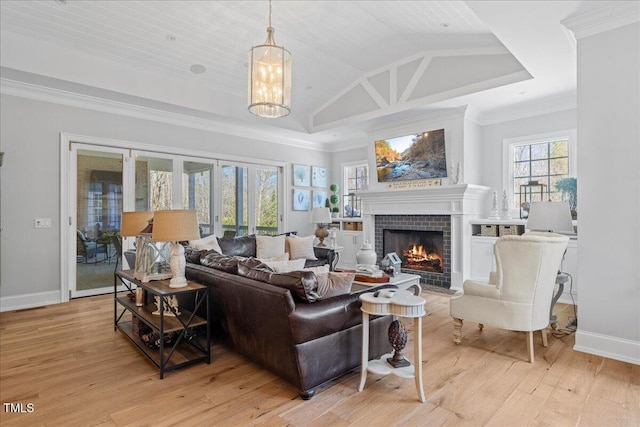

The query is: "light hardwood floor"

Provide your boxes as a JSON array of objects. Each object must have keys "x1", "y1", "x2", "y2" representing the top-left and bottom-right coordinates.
[{"x1": 1, "y1": 291, "x2": 638, "y2": 426}]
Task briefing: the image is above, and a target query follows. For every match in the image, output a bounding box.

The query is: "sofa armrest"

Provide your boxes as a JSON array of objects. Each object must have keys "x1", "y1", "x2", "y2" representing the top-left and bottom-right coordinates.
[
  {"x1": 289, "y1": 284, "x2": 396, "y2": 344},
  {"x1": 312, "y1": 246, "x2": 336, "y2": 271}
]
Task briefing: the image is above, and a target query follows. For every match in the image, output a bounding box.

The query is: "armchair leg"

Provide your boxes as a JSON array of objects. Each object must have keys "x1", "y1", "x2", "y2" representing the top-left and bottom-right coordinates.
[
  {"x1": 453, "y1": 318, "x2": 463, "y2": 344},
  {"x1": 527, "y1": 331, "x2": 535, "y2": 363},
  {"x1": 541, "y1": 328, "x2": 548, "y2": 347}
]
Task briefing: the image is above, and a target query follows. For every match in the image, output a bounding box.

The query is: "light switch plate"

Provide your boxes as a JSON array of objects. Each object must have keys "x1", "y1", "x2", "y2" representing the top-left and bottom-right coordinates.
[{"x1": 35, "y1": 218, "x2": 52, "y2": 228}]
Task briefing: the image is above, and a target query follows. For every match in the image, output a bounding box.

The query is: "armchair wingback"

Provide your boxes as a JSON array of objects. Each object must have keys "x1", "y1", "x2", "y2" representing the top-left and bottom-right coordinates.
[{"x1": 450, "y1": 232, "x2": 569, "y2": 362}]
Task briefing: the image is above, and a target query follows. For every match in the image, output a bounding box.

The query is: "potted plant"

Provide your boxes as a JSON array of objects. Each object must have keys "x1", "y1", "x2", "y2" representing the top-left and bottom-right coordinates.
[
  {"x1": 329, "y1": 184, "x2": 340, "y2": 218},
  {"x1": 555, "y1": 177, "x2": 577, "y2": 219}
]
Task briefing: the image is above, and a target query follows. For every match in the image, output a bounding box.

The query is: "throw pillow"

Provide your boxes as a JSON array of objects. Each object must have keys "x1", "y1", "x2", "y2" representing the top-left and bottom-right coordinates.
[
  {"x1": 286, "y1": 235, "x2": 318, "y2": 261},
  {"x1": 217, "y1": 235, "x2": 256, "y2": 257},
  {"x1": 256, "y1": 235, "x2": 286, "y2": 259},
  {"x1": 188, "y1": 234, "x2": 222, "y2": 253},
  {"x1": 258, "y1": 252, "x2": 289, "y2": 263},
  {"x1": 263, "y1": 258, "x2": 306, "y2": 273},
  {"x1": 302, "y1": 265, "x2": 330, "y2": 275},
  {"x1": 316, "y1": 272, "x2": 355, "y2": 298}
]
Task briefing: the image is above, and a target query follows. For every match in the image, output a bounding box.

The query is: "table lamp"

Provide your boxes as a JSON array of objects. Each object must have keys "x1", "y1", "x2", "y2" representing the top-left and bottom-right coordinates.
[
  {"x1": 310, "y1": 207, "x2": 332, "y2": 246},
  {"x1": 121, "y1": 211, "x2": 172, "y2": 282},
  {"x1": 526, "y1": 202, "x2": 575, "y2": 234},
  {"x1": 151, "y1": 210, "x2": 200, "y2": 288}
]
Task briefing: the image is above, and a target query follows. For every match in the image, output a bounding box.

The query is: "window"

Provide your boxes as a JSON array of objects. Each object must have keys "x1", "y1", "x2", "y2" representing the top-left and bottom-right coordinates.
[
  {"x1": 504, "y1": 130, "x2": 577, "y2": 210},
  {"x1": 342, "y1": 161, "x2": 368, "y2": 217}
]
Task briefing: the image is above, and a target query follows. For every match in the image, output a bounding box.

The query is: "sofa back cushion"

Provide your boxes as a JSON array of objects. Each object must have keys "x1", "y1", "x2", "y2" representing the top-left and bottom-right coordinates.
[
  {"x1": 237, "y1": 259, "x2": 320, "y2": 303},
  {"x1": 200, "y1": 251, "x2": 240, "y2": 274},
  {"x1": 217, "y1": 235, "x2": 256, "y2": 257}
]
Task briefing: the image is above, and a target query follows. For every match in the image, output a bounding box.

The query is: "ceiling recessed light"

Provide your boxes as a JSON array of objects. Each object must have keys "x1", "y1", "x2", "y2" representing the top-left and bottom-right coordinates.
[
  {"x1": 306, "y1": 86, "x2": 313, "y2": 90},
  {"x1": 166, "y1": 34, "x2": 176, "y2": 42},
  {"x1": 440, "y1": 23, "x2": 450, "y2": 28},
  {"x1": 190, "y1": 64, "x2": 206, "y2": 75},
  {"x1": 54, "y1": 0, "x2": 67, "y2": 4},
  {"x1": 517, "y1": 91, "x2": 527, "y2": 95}
]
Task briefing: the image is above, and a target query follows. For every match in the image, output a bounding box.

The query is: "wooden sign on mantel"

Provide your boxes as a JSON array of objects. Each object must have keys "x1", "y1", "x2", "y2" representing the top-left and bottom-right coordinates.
[{"x1": 387, "y1": 178, "x2": 441, "y2": 190}]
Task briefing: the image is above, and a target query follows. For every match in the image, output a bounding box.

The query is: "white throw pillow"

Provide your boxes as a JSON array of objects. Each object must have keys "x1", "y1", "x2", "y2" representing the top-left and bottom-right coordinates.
[
  {"x1": 302, "y1": 265, "x2": 330, "y2": 275},
  {"x1": 188, "y1": 234, "x2": 222, "y2": 253},
  {"x1": 286, "y1": 235, "x2": 318, "y2": 260},
  {"x1": 256, "y1": 235, "x2": 286, "y2": 259},
  {"x1": 264, "y1": 258, "x2": 306, "y2": 273},
  {"x1": 316, "y1": 272, "x2": 355, "y2": 298},
  {"x1": 258, "y1": 252, "x2": 289, "y2": 263}
]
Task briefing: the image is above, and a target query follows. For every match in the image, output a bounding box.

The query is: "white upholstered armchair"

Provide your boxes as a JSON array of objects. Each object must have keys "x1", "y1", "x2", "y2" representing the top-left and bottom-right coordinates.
[{"x1": 450, "y1": 232, "x2": 569, "y2": 363}]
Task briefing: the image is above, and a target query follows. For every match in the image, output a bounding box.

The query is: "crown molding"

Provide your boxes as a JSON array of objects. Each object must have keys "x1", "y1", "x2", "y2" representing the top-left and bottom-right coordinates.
[
  {"x1": 0, "y1": 78, "x2": 327, "y2": 152},
  {"x1": 562, "y1": 2, "x2": 640, "y2": 40}
]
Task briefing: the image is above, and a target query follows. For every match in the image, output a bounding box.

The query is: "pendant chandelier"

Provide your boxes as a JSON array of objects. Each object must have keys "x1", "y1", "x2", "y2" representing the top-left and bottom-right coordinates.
[{"x1": 248, "y1": 0, "x2": 291, "y2": 118}]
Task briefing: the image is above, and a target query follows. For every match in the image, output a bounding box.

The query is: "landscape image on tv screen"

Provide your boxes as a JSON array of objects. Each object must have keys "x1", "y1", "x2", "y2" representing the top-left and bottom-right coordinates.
[{"x1": 375, "y1": 129, "x2": 447, "y2": 182}]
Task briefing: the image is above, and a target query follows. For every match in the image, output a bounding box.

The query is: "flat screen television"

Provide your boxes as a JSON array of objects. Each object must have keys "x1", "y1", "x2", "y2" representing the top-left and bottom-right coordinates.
[{"x1": 374, "y1": 128, "x2": 447, "y2": 182}]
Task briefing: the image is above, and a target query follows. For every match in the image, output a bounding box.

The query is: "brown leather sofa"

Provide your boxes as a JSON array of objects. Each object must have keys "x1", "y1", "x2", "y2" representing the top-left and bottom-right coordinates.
[{"x1": 184, "y1": 251, "x2": 394, "y2": 399}]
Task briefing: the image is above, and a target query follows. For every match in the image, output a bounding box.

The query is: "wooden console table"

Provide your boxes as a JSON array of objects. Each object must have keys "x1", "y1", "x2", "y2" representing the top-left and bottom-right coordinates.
[{"x1": 114, "y1": 270, "x2": 210, "y2": 378}]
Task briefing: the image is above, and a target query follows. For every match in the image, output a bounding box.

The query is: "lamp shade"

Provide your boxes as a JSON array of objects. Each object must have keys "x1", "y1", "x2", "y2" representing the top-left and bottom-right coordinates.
[
  {"x1": 121, "y1": 211, "x2": 153, "y2": 236},
  {"x1": 310, "y1": 207, "x2": 331, "y2": 224},
  {"x1": 526, "y1": 202, "x2": 574, "y2": 234},
  {"x1": 151, "y1": 210, "x2": 200, "y2": 242}
]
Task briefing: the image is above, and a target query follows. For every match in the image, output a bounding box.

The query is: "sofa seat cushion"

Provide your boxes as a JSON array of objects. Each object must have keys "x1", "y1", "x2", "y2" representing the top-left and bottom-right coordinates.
[
  {"x1": 238, "y1": 260, "x2": 320, "y2": 303},
  {"x1": 217, "y1": 235, "x2": 256, "y2": 257}
]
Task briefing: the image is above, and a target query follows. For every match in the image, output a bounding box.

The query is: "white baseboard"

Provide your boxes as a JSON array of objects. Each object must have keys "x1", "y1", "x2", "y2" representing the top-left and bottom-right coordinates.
[
  {"x1": 574, "y1": 330, "x2": 640, "y2": 366},
  {"x1": 0, "y1": 291, "x2": 61, "y2": 312}
]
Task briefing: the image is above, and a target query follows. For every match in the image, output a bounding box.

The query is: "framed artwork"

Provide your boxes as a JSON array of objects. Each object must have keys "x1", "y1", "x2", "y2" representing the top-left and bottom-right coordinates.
[
  {"x1": 311, "y1": 166, "x2": 327, "y2": 188},
  {"x1": 292, "y1": 189, "x2": 310, "y2": 211},
  {"x1": 292, "y1": 164, "x2": 310, "y2": 187},
  {"x1": 312, "y1": 190, "x2": 328, "y2": 208}
]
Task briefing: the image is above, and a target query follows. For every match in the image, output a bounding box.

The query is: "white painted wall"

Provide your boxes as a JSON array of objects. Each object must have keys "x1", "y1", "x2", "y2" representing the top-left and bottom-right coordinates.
[
  {"x1": 573, "y1": 22, "x2": 640, "y2": 364},
  {"x1": 479, "y1": 109, "x2": 577, "y2": 212},
  {"x1": 0, "y1": 94, "x2": 327, "y2": 309}
]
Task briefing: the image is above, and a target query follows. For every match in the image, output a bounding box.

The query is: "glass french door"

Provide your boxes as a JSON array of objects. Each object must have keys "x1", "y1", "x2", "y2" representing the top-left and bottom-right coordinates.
[
  {"x1": 71, "y1": 145, "x2": 129, "y2": 298},
  {"x1": 69, "y1": 148, "x2": 281, "y2": 298},
  {"x1": 220, "y1": 163, "x2": 281, "y2": 237}
]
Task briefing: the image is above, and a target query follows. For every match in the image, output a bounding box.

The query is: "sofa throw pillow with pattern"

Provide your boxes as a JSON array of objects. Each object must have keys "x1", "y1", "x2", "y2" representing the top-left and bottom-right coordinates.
[
  {"x1": 316, "y1": 272, "x2": 355, "y2": 298},
  {"x1": 286, "y1": 235, "x2": 318, "y2": 260}
]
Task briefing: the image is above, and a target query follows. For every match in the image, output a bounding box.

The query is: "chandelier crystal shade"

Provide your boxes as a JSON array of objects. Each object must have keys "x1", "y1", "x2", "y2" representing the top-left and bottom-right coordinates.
[{"x1": 248, "y1": 0, "x2": 291, "y2": 118}]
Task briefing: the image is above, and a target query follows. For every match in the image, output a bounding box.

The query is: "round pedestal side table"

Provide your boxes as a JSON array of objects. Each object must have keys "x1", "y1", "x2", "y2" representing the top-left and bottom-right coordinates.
[{"x1": 358, "y1": 289, "x2": 426, "y2": 402}]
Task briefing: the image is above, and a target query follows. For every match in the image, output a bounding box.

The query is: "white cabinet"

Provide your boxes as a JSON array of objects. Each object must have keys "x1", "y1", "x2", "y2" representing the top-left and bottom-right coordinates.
[
  {"x1": 470, "y1": 236, "x2": 496, "y2": 281},
  {"x1": 329, "y1": 218, "x2": 364, "y2": 270},
  {"x1": 335, "y1": 231, "x2": 364, "y2": 269}
]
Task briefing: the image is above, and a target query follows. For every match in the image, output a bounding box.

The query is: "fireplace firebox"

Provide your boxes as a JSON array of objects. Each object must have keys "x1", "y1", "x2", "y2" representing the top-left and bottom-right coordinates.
[{"x1": 383, "y1": 229, "x2": 444, "y2": 273}]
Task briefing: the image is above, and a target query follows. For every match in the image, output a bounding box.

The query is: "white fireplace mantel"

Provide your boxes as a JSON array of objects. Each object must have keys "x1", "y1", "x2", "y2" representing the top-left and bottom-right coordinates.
[
  {"x1": 358, "y1": 184, "x2": 490, "y2": 216},
  {"x1": 358, "y1": 183, "x2": 491, "y2": 289}
]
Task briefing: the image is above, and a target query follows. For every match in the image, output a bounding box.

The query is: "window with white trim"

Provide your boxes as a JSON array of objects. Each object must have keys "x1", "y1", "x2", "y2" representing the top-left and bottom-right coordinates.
[
  {"x1": 342, "y1": 161, "x2": 368, "y2": 217},
  {"x1": 504, "y1": 130, "x2": 577, "y2": 211}
]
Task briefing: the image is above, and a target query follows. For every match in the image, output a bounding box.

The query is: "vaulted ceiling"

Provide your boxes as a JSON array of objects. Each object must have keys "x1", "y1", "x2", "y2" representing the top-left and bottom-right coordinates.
[{"x1": 0, "y1": 1, "x2": 624, "y2": 147}]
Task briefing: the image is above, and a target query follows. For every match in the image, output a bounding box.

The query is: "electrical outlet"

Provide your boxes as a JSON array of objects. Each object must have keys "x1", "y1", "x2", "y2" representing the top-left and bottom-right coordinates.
[{"x1": 35, "y1": 218, "x2": 52, "y2": 228}]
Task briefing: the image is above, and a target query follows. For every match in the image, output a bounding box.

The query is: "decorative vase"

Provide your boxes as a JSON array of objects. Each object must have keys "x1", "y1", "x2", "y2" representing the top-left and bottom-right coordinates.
[
  {"x1": 356, "y1": 241, "x2": 377, "y2": 266},
  {"x1": 387, "y1": 319, "x2": 410, "y2": 368}
]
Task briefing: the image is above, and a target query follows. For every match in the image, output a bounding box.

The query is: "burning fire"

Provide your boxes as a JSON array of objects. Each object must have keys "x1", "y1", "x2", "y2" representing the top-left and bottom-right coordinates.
[{"x1": 402, "y1": 244, "x2": 443, "y2": 272}]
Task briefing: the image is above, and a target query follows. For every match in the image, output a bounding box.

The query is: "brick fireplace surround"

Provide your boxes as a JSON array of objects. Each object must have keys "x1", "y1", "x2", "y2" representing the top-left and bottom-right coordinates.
[
  {"x1": 359, "y1": 184, "x2": 490, "y2": 290},
  {"x1": 375, "y1": 214, "x2": 451, "y2": 288}
]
